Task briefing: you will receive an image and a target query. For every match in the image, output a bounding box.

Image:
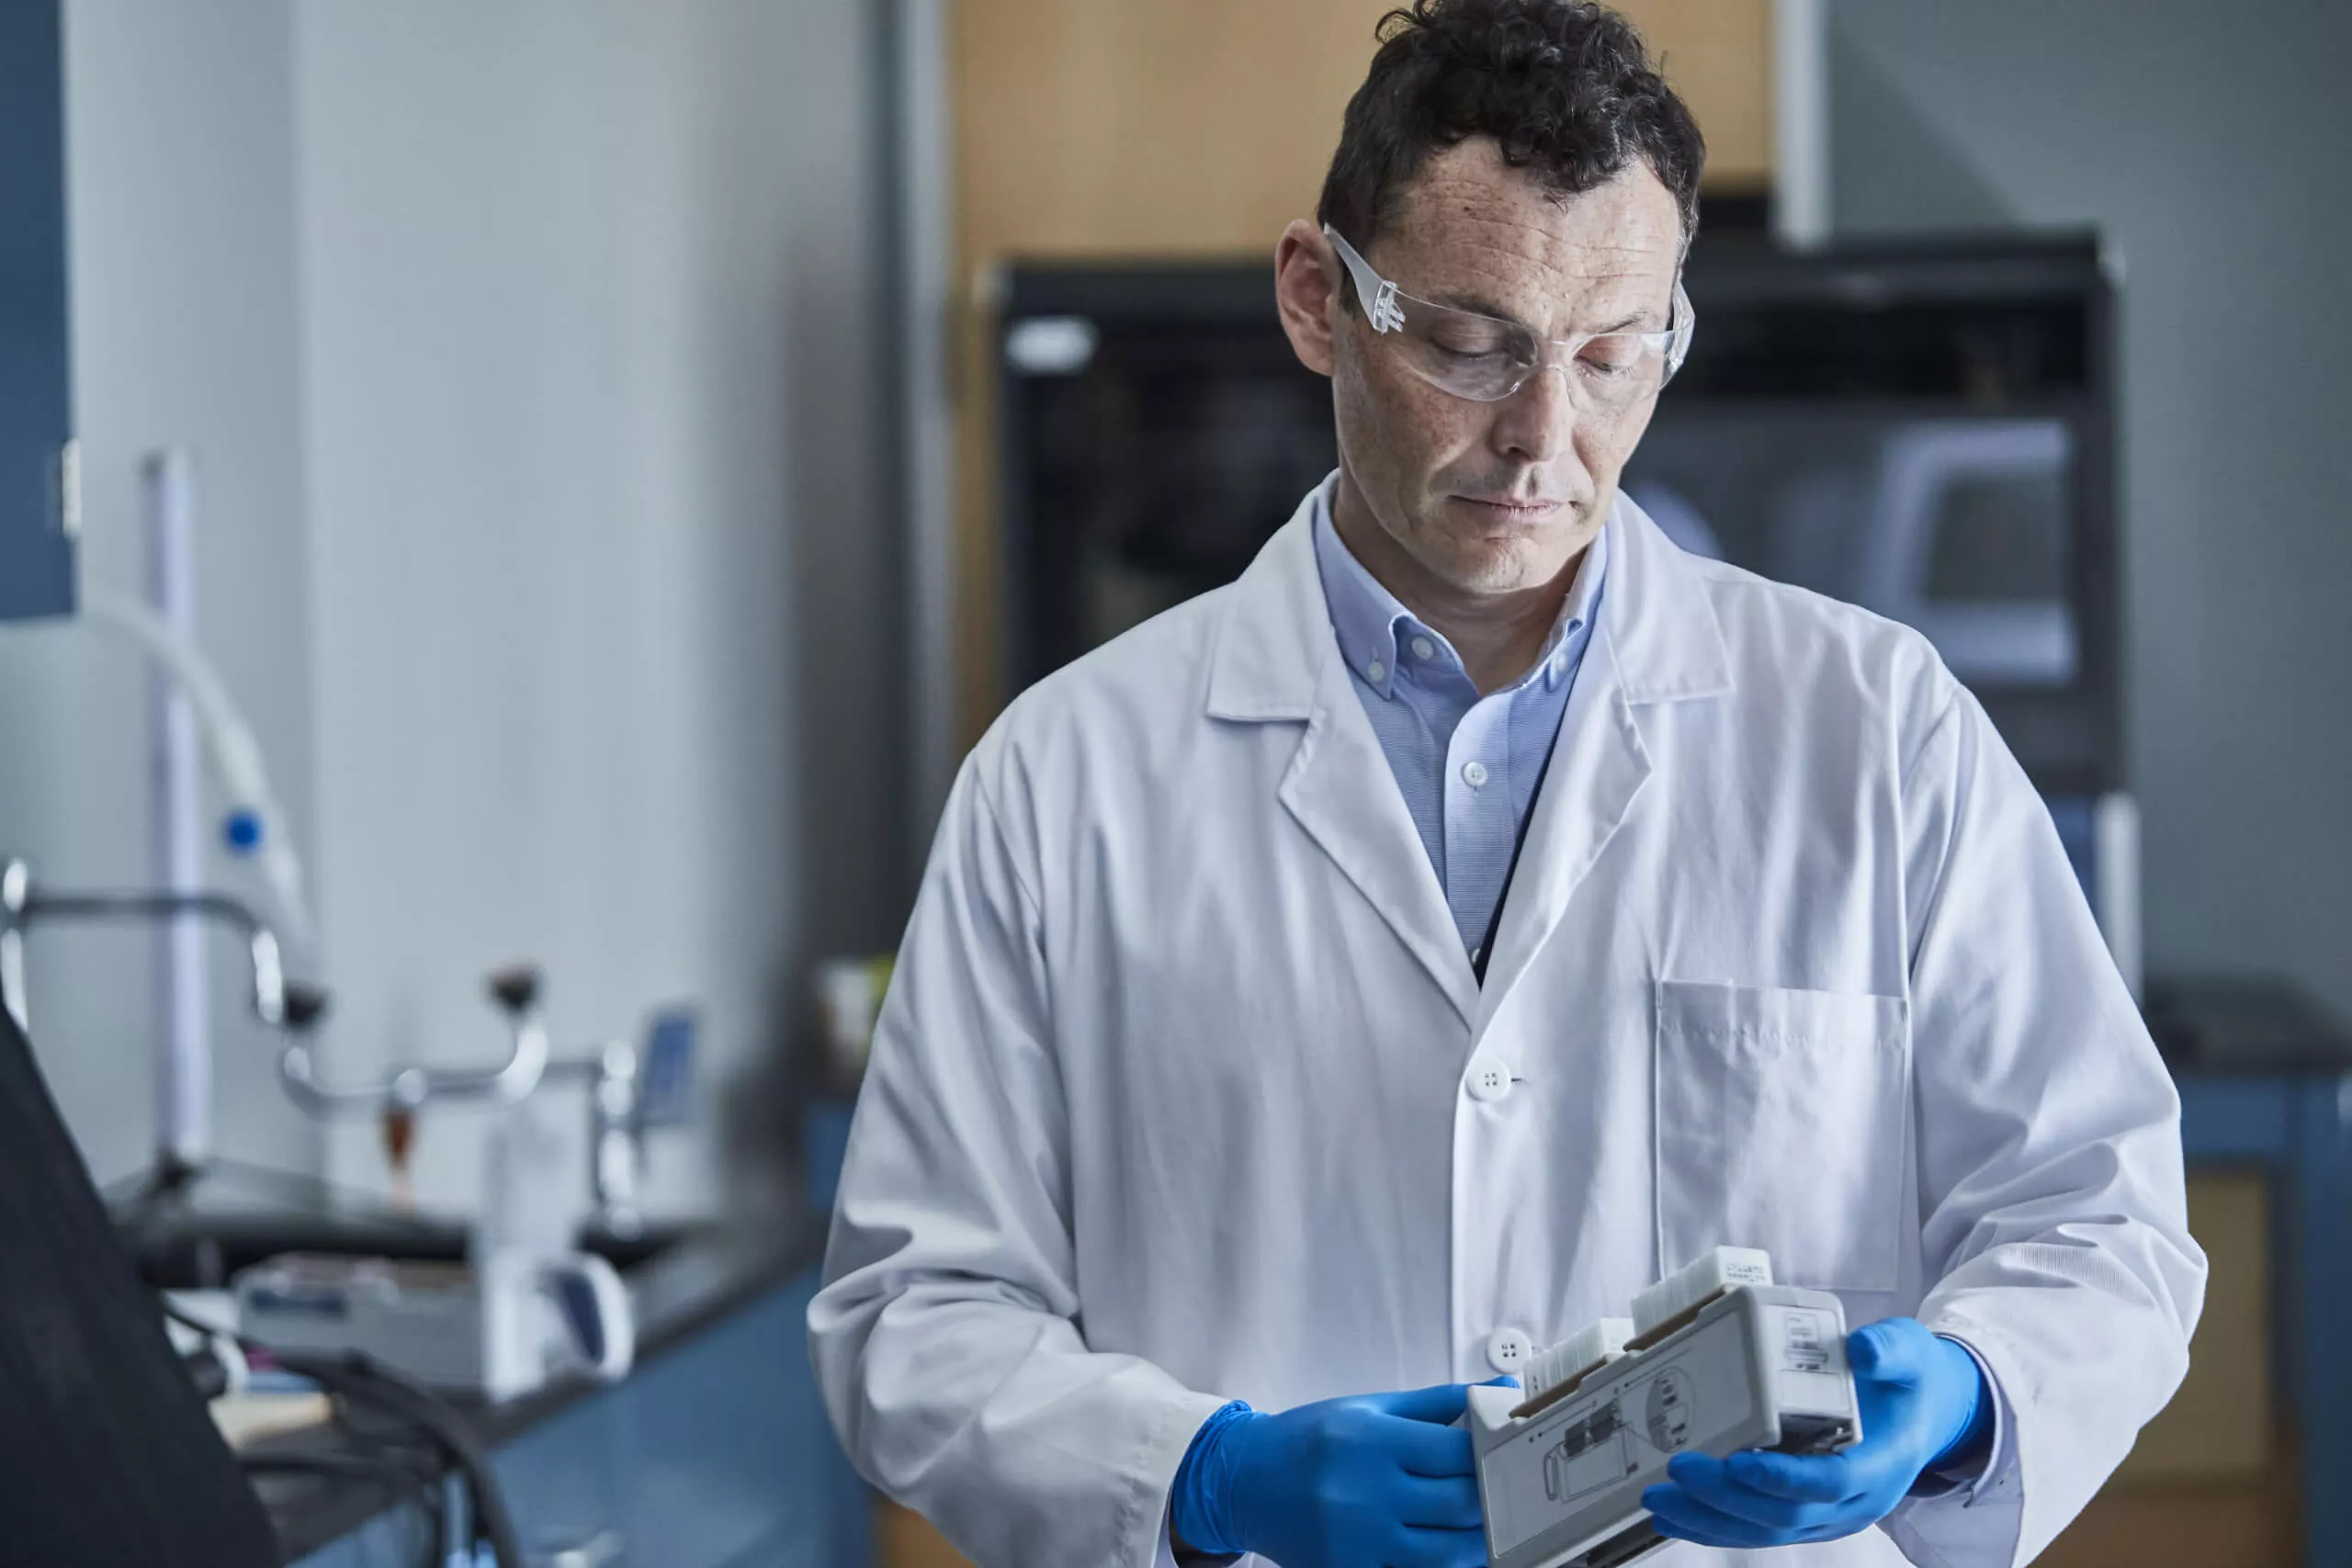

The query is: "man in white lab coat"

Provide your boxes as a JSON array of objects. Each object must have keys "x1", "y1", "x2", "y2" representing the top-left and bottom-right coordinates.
[{"x1": 808, "y1": 2, "x2": 2204, "y2": 1564}]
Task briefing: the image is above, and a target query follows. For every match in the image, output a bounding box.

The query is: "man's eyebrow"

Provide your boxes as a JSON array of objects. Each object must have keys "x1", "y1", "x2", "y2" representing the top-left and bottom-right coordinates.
[
  {"x1": 1426, "y1": 292, "x2": 1663, "y2": 338},
  {"x1": 1589, "y1": 310, "x2": 1662, "y2": 335},
  {"x1": 1429, "y1": 288, "x2": 1530, "y2": 326}
]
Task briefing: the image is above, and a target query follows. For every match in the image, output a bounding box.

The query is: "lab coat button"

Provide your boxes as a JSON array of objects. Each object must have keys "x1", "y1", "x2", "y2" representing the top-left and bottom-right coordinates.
[
  {"x1": 1466, "y1": 1060, "x2": 1513, "y2": 1102},
  {"x1": 1487, "y1": 1327, "x2": 1532, "y2": 1376}
]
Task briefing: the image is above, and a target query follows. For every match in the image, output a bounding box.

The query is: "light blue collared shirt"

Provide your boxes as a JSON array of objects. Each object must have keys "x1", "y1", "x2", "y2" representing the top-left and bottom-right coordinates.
[{"x1": 1310, "y1": 486, "x2": 1607, "y2": 961}]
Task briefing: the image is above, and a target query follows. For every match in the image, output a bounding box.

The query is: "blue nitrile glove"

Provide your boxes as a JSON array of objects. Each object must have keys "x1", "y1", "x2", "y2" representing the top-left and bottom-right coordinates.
[
  {"x1": 1640, "y1": 1317, "x2": 1992, "y2": 1551},
  {"x1": 1170, "y1": 1382, "x2": 1491, "y2": 1568}
]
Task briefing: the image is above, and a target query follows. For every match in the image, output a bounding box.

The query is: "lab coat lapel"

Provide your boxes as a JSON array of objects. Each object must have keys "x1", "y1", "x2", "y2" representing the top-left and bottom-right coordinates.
[
  {"x1": 1206, "y1": 503, "x2": 1482, "y2": 1030},
  {"x1": 1474, "y1": 500, "x2": 1735, "y2": 1021},
  {"x1": 1280, "y1": 646, "x2": 1482, "y2": 1029}
]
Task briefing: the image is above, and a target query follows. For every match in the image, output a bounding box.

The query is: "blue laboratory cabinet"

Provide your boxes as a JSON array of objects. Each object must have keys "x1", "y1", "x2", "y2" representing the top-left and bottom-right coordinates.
[
  {"x1": 0, "y1": 0, "x2": 75, "y2": 621},
  {"x1": 290, "y1": 1265, "x2": 871, "y2": 1568}
]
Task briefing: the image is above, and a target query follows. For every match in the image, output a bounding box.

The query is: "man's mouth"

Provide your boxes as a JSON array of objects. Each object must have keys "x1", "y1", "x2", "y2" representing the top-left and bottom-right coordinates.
[{"x1": 1454, "y1": 494, "x2": 1566, "y2": 524}]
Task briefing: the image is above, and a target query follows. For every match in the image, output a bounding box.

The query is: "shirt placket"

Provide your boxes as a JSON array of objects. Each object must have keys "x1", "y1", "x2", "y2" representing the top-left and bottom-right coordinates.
[{"x1": 1442, "y1": 694, "x2": 1517, "y2": 949}]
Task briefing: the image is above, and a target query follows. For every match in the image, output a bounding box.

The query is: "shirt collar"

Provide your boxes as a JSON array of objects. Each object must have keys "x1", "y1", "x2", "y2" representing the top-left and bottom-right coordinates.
[{"x1": 1310, "y1": 479, "x2": 1610, "y2": 698}]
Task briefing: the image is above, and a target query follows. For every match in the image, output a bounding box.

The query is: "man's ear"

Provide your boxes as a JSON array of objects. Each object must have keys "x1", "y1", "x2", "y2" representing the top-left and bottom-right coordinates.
[{"x1": 1274, "y1": 219, "x2": 1340, "y2": 378}]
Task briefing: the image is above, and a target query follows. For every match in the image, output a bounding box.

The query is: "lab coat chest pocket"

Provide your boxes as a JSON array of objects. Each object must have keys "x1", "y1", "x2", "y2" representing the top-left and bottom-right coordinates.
[{"x1": 1654, "y1": 981, "x2": 1909, "y2": 1293}]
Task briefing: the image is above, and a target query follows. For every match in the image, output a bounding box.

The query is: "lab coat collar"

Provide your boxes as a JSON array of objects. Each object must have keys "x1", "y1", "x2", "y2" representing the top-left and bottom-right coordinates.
[
  {"x1": 1605, "y1": 489, "x2": 1736, "y2": 705},
  {"x1": 1205, "y1": 479, "x2": 1734, "y2": 722},
  {"x1": 1204, "y1": 482, "x2": 1338, "y2": 723},
  {"x1": 1205, "y1": 478, "x2": 1736, "y2": 1030}
]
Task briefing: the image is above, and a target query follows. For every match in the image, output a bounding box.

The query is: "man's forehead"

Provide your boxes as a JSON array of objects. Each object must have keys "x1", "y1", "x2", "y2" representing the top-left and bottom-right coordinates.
[{"x1": 1385, "y1": 144, "x2": 1680, "y2": 299}]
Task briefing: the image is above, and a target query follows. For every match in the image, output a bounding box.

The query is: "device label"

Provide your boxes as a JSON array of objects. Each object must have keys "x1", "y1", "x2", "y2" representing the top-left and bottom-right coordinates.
[
  {"x1": 1482, "y1": 1315, "x2": 1751, "y2": 1557},
  {"x1": 1781, "y1": 1308, "x2": 1832, "y2": 1372}
]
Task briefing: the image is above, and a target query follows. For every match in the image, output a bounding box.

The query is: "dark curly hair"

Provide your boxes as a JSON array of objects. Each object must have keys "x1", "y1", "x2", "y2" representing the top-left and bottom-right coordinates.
[{"x1": 1317, "y1": 0, "x2": 1704, "y2": 281}]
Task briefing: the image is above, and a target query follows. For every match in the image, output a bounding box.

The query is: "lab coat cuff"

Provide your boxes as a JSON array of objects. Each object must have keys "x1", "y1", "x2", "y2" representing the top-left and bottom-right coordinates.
[
  {"x1": 1143, "y1": 1391, "x2": 1250, "y2": 1568},
  {"x1": 1908, "y1": 1335, "x2": 2016, "y2": 1500},
  {"x1": 1883, "y1": 1327, "x2": 2026, "y2": 1568}
]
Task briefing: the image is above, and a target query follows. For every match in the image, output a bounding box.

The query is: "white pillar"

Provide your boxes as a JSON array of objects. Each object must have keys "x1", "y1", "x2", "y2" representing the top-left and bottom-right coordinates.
[{"x1": 1772, "y1": 0, "x2": 1832, "y2": 250}]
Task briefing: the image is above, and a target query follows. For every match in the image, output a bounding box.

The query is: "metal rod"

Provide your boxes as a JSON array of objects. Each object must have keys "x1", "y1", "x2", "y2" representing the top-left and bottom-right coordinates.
[{"x1": 146, "y1": 448, "x2": 211, "y2": 1167}]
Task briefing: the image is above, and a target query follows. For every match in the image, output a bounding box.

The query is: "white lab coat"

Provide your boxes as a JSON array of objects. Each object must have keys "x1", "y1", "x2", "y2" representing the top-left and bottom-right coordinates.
[{"x1": 808, "y1": 484, "x2": 2205, "y2": 1568}]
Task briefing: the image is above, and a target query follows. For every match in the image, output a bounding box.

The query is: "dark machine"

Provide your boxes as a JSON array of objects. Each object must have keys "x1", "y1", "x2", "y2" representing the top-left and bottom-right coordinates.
[{"x1": 994, "y1": 230, "x2": 2119, "y2": 796}]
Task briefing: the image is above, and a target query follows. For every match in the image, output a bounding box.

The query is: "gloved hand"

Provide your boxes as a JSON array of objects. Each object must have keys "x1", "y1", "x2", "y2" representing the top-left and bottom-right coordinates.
[
  {"x1": 1170, "y1": 1382, "x2": 1489, "y2": 1568},
  {"x1": 1640, "y1": 1316, "x2": 1992, "y2": 1551}
]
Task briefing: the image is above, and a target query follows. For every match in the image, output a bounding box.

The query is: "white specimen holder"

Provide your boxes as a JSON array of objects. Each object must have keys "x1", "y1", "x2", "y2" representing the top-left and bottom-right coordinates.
[
  {"x1": 1631, "y1": 1246, "x2": 1774, "y2": 1340},
  {"x1": 1466, "y1": 1249, "x2": 1860, "y2": 1568},
  {"x1": 234, "y1": 1244, "x2": 633, "y2": 1395},
  {"x1": 1521, "y1": 1318, "x2": 1634, "y2": 1408},
  {"x1": 476, "y1": 1089, "x2": 629, "y2": 1401},
  {"x1": 242, "y1": 1089, "x2": 636, "y2": 1399}
]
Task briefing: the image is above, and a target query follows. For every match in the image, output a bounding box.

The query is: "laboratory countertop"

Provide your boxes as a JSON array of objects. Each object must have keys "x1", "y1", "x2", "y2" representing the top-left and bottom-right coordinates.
[
  {"x1": 248, "y1": 1213, "x2": 828, "y2": 1564},
  {"x1": 2144, "y1": 972, "x2": 2352, "y2": 1077}
]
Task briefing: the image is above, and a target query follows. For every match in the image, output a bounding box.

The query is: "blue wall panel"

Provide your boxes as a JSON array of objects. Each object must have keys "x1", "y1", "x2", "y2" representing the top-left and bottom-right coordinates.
[{"x1": 0, "y1": 0, "x2": 75, "y2": 620}]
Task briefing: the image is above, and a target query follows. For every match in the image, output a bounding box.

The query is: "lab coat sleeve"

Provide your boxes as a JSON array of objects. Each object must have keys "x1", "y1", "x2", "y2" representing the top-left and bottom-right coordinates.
[
  {"x1": 1884, "y1": 683, "x2": 2208, "y2": 1568},
  {"x1": 807, "y1": 753, "x2": 1231, "y2": 1568}
]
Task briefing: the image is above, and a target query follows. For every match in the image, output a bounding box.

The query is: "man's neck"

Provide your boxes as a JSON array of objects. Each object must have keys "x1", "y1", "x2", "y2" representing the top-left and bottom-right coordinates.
[{"x1": 1331, "y1": 477, "x2": 1591, "y2": 696}]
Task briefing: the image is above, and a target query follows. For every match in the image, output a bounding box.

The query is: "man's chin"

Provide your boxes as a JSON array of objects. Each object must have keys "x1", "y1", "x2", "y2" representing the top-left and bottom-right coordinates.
[{"x1": 1419, "y1": 533, "x2": 1557, "y2": 595}]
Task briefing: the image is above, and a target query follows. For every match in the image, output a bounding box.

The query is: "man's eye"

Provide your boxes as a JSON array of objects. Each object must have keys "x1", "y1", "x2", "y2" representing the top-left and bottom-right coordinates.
[
  {"x1": 1580, "y1": 335, "x2": 1646, "y2": 376},
  {"x1": 1429, "y1": 325, "x2": 1512, "y2": 358}
]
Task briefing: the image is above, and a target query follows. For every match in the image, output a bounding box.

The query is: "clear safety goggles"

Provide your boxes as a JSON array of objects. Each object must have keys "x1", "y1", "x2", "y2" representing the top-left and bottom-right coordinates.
[{"x1": 1325, "y1": 224, "x2": 1695, "y2": 410}]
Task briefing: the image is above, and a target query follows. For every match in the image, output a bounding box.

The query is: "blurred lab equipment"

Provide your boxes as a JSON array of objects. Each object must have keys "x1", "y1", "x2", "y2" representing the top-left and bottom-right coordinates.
[
  {"x1": 262, "y1": 964, "x2": 690, "y2": 1398},
  {"x1": 526, "y1": 1529, "x2": 629, "y2": 1568},
  {"x1": 234, "y1": 1247, "x2": 632, "y2": 1395},
  {"x1": 813, "y1": 953, "x2": 895, "y2": 1089},
  {"x1": 277, "y1": 965, "x2": 698, "y2": 1246},
  {"x1": 2, "y1": 856, "x2": 293, "y2": 1035},
  {"x1": 1615, "y1": 233, "x2": 2117, "y2": 795},
  {"x1": 4, "y1": 873, "x2": 692, "y2": 1397},
  {"x1": 2, "y1": 858, "x2": 307, "y2": 1205},
  {"x1": 3, "y1": 863, "x2": 695, "y2": 1256},
  {"x1": 86, "y1": 466, "x2": 318, "y2": 948},
  {"x1": 3, "y1": 448, "x2": 320, "y2": 1183},
  {"x1": 802, "y1": 953, "x2": 895, "y2": 1217}
]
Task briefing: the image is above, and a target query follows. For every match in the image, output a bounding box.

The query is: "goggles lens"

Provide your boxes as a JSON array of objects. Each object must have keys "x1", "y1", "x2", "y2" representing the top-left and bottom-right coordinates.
[{"x1": 1325, "y1": 225, "x2": 1693, "y2": 410}]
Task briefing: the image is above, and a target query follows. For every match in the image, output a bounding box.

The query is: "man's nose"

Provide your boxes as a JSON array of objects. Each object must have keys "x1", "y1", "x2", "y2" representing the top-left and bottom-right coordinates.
[{"x1": 1492, "y1": 364, "x2": 1580, "y2": 463}]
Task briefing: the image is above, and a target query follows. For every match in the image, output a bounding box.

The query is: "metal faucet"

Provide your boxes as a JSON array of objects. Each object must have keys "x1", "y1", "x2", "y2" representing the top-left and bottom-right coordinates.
[
  {"x1": 2, "y1": 854, "x2": 300, "y2": 1039},
  {"x1": 6, "y1": 855, "x2": 684, "y2": 1233},
  {"x1": 277, "y1": 963, "x2": 683, "y2": 1237},
  {"x1": 552, "y1": 1037, "x2": 650, "y2": 1237},
  {"x1": 276, "y1": 962, "x2": 550, "y2": 1116}
]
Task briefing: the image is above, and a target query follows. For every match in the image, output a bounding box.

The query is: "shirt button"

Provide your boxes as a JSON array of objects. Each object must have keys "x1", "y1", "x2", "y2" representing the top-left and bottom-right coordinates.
[
  {"x1": 1487, "y1": 1327, "x2": 1533, "y2": 1376},
  {"x1": 1366, "y1": 660, "x2": 1386, "y2": 683},
  {"x1": 1411, "y1": 635, "x2": 1437, "y2": 661},
  {"x1": 1462, "y1": 761, "x2": 1489, "y2": 788},
  {"x1": 1466, "y1": 1059, "x2": 1513, "y2": 1101}
]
